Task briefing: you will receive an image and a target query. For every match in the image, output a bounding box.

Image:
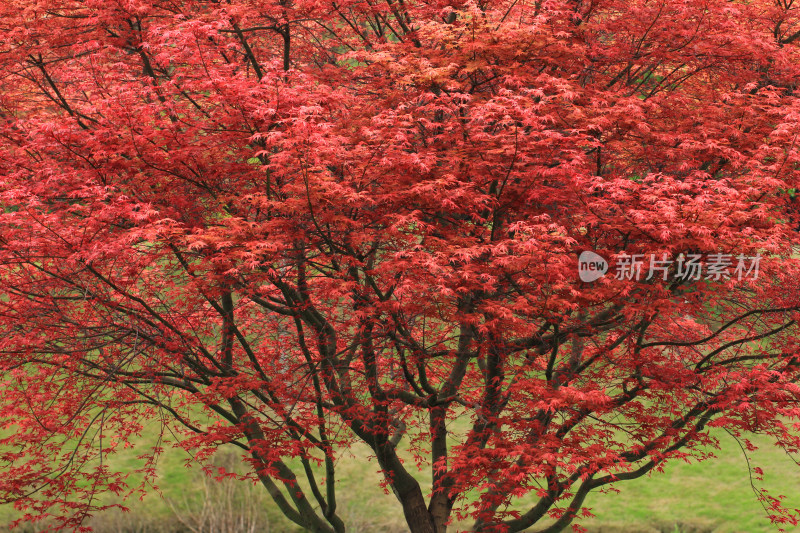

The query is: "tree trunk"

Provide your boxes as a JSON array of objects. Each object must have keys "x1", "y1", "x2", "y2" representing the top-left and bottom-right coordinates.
[{"x1": 399, "y1": 485, "x2": 437, "y2": 533}]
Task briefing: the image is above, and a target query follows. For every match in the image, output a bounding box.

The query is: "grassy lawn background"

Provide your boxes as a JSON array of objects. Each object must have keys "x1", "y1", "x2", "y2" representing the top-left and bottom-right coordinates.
[{"x1": 1, "y1": 421, "x2": 798, "y2": 532}]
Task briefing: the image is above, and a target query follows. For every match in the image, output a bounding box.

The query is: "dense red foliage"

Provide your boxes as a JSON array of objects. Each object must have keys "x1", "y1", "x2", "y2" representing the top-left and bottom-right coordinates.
[{"x1": 2, "y1": 0, "x2": 800, "y2": 531}]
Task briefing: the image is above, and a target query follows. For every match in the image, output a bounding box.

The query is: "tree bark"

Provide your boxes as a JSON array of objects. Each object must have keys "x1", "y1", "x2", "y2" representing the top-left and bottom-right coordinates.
[{"x1": 399, "y1": 485, "x2": 437, "y2": 533}]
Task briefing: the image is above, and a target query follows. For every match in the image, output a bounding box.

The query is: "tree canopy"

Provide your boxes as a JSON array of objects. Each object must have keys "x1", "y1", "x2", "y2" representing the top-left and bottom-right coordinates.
[{"x1": 1, "y1": 0, "x2": 800, "y2": 531}]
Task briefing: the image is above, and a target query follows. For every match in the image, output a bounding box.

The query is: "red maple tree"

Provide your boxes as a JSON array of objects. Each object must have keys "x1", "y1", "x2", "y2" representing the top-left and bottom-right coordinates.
[{"x1": 1, "y1": 0, "x2": 800, "y2": 531}]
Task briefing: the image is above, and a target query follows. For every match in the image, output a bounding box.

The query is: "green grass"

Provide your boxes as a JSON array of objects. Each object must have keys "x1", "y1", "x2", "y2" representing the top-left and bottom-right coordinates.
[
  {"x1": 579, "y1": 429, "x2": 800, "y2": 533},
  {"x1": 2, "y1": 421, "x2": 800, "y2": 532}
]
